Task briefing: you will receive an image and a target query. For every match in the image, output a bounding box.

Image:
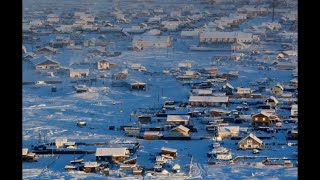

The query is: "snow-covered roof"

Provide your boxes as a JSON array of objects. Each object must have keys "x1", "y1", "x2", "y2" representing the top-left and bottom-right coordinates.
[
  {"x1": 223, "y1": 83, "x2": 234, "y2": 89},
  {"x1": 36, "y1": 46, "x2": 57, "y2": 52},
  {"x1": 189, "y1": 96, "x2": 229, "y2": 103},
  {"x1": 95, "y1": 148, "x2": 127, "y2": 157},
  {"x1": 200, "y1": 31, "x2": 253, "y2": 39},
  {"x1": 192, "y1": 89, "x2": 212, "y2": 95},
  {"x1": 291, "y1": 104, "x2": 298, "y2": 110},
  {"x1": 266, "y1": 96, "x2": 279, "y2": 104},
  {"x1": 253, "y1": 112, "x2": 272, "y2": 117},
  {"x1": 161, "y1": 147, "x2": 177, "y2": 153},
  {"x1": 273, "y1": 84, "x2": 284, "y2": 90},
  {"x1": 84, "y1": 162, "x2": 99, "y2": 168},
  {"x1": 133, "y1": 35, "x2": 170, "y2": 43},
  {"x1": 167, "y1": 115, "x2": 190, "y2": 122},
  {"x1": 170, "y1": 125, "x2": 190, "y2": 133},
  {"x1": 218, "y1": 126, "x2": 239, "y2": 133},
  {"x1": 239, "y1": 133, "x2": 263, "y2": 145},
  {"x1": 209, "y1": 108, "x2": 230, "y2": 113}
]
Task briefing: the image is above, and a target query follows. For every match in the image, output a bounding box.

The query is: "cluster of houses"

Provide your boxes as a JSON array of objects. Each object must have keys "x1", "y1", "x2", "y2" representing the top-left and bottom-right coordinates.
[{"x1": 23, "y1": 0, "x2": 297, "y2": 177}]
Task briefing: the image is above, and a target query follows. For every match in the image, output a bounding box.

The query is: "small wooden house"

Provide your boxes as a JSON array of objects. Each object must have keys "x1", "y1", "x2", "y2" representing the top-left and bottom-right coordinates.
[
  {"x1": 291, "y1": 104, "x2": 298, "y2": 117},
  {"x1": 168, "y1": 125, "x2": 190, "y2": 137},
  {"x1": 221, "y1": 83, "x2": 234, "y2": 95},
  {"x1": 84, "y1": 162, "x2": 100, "y2": 173},
  {"x1": 236, "y1": 88, "x2": 252, "y2": 95},
  {"x1": 34, "y1": 46, "x2": 58, "y2": 56},
  {"x1": 161, "y1": 147, "x2": 177, "y2": 158},
  {"x1": 166, "y1": 115, "x2": 190, "y2": 125},
  {"x1": 113, "y1": 72, "x2": 127, "y2": 80},
  {"x1": 209, "y1": 108, "x2": 231, "y2": 117},
  {"x1": 129, "y1": 81, "x2": 146, "y2": 91},
  {"x1": 97, "y1": 60, "x2": 110, "y2": 70},
  {"x1": 22, "y1": 148, "x2": 37, "y2": 162},
  {"x1": 133, "y1": 169, "x2": 143, "y2": 176},
  {"x1": 96, "y1": 148, "x2": 128, "y2": 163},
  {"x1": 265, "y1": 96, "x2": 279, "y2": 107},
  {"x1": 217, "y1": 126, "x2": 239, "y2": 138},
  {"x1": 204, "y1": 67, "x2": 219, "y2": 75},
  {"x1": 178, "y1": 62, "x2": 192, "y2": 70},
  {"x1": 55, "y1": 137, "x2": 68, "y2": 148},
  {"x1": 69, "y1": 69, "x2": 89, "y2": 78},
  {"x1": 252, "y1": 112, "x2": 279, "y2": 126},
  {"x1": 138, "y1": 115, "x2": 152, "y2": 124},
  {"x1": 237, "y1": 133, "x2": 264, "y2": 149},
  {"x1": 144, "y1": 131, "x2": 163, "y2": 140},
  {"x1": 31, "y1": 56, "x2": 61, "y2": 70},
  {"x1": 271, "y1": 84, "x2": 284, "y2": 95}
]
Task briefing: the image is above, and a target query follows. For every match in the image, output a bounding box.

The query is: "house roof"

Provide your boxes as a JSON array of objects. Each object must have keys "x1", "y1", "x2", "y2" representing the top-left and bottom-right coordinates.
[
  {"x1": 95, "y1": 148, "x2": 126, "y2": 157},
  {"x1": 266, "y1": 96, "x2": 279, "y2": 104},
  {"x1": 170, "y1": 125, "x2": 190, "y2": 133},
  {"x1": 37, "y1": 59, "x2": 60, "y2": 66},
  {"x1": 161, "y1": 147, "x2": 177, "y2": 153},
  {"x1": 36, "y1": 46, "x2": 57, "y2": 52},
  {"x1": 98, "y1": 59, "x2": 109, "y2": 63},
  {"x1": 31, "y1": 56, "x2": 59, "y2": 66},
  {"x1": 218, "y1": 126, "x2": 239, "y2": 133},
  {"x1": 189, "y1": 96, "x2": 229, "y2": 103},
  {"x1": 192, "y1": 89, "x2": 212, "y2": 95},
  {"x1": 84, "y1": 162, "x2": 99, "y2": 168},
  {"x1": 238, "y1": 133, "x2": 263, "y2": 145},
  {"x1": 70, "y1": 69, "x2": 90, "y2": 73},
  {"x1": 253, "y1": 112, "x2": 272, "y2": 117},
  {"x1": 223, "y1": 83, "x2": 234, "y2": 89},
  {"x1": 167, "y1": 115, "x2": 190, "y2": 122},
  {"x1": 273, "y1": 84, "x2": 284, "y2": 90},
  {"x1": 209, "y1": 108, "x2": 230, "y2": 113},
  {"x1": 132, "y1": 35, "x2": 170, "y2": 43},
  {"x1": 291, "y1": 104, "x2": 298, "y2": 110},
  {"x1": 22, "y1": 148, "x2": 28, "y2": 155}
]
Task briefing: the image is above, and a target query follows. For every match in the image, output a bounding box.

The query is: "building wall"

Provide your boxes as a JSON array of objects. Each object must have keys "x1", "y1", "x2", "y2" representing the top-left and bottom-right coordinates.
[
  {"x1": 36, "y1": 64, "x2": 60, "y2": 70},
  {"x1": 238, "y1": 138, "x2": 263, "y2": 149},
  {"x1": 252, "y1": 115, "x2": 271, "y2": 126},
  {"x1": 70, "y1": 72, "x2": 89, "y2": 78},
  {"x1": 97, "y1": 62, "x2": 109, "y2": 70},
  {"x1": 169, "y1": 129, "x2": 189, "y2": 137},
  {"x1": 218, "y1": 131, "x2": 238, "y2": 138}
]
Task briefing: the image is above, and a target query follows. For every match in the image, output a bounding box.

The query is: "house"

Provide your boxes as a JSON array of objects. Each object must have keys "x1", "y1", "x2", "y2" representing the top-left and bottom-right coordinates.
[
  {"x1": 204, "y1": 67, "x2": 219, "y2": 75},
  {"x1": 192, "y1": 89, "x2": 212, "y2": 96},
  {"x1": 178, "y1": 62, "x2": 192, "y2": 70},
  {"x1": 289, "y1": 78, "x2": 298, "y2": 87},
  {"x1": 236, "y1": 88, "x2": 252, "y2": 95},
  {"x1": 252, "y1": 112, "x2": 280, "y2": 126},
  {"x1": 31, "y1": 56, "x2": 61, "y2": 70},
  {"x1": 129, "y1": 81, "x2": 147, "y2": 91},
  {"x1": 168, "y1": 125, "x2": 190, "y2": 137},
  {"x1": 34, "y1": 46, "x2": 58, "y2": 56},
  {"x1": 208, "y1": 108, "x2": 231, "y2": 117},
  {"x1": 22, "y1": 148, "x2": 37, "y2": 162},
  {"x1": 238, "y1": 133, "x2": 264, "y2": 149},
  {"x1": 90, "y1": 47, "x2": 107, "y2": 56},
  {"x1": 166, "y1": 115, "x2": 190, "y2": 125},
  {"x1": 22, "y1": 45, "x2": 27, "y2": 54},
  {"x1": 291, "y1": 104, "x2": 298, "y2": 117},
  {"x1": 221, "y1": 83, "x2": 234, "y2": 95},
  {"x1": 217, "y1": 126, "x2": 239, "y2": 138},
  {"x1": 189, "y1": 96, "x2": 229, "y2": 106},
  {"x1": 95, "y1": 148, "x2": 128, "y2": 163},
  {"x1": 23, "y1": 52, "x2": 36, "y2": 60},
  {"x1": 113, "y1": 72, "x2": 127, "y2": 80},
  {"x1": 265, "y1": 96, "x2": 279, "y2": 107},
  {"x1": 161, "y1": 147, "x2": 177, "y2": 158},
  {"x1": 132, "y1": 35, "x2": 171, "y2": 49},
  {"x1": 55, "y1": 137, "x2": 68, "y2": 148},
  {"x1": 138, "y1": 115, "x2": 152, "y2": 124},
  {"x1": 97, "y1": 60, "x2": 110, "y2": 70},
  {"x1": 84, "y1": 162, "x2": 100, "y2": 173},
  {"x1": 69, "y1": 69, "x2": 89, "y2": 78},
  {"x1": 144, "y1": 131, "x2": 163, "y2": 140},
  {"x1": 271, "y1": 84, "x2": 284, "y2": 95},
  {"x1": 199, "y1": 31, "x2": 253, "y2": 43}
]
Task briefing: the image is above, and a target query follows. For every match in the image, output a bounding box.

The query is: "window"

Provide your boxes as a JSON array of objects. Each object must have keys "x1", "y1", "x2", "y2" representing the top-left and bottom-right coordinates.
[
  {"x1": 263, "y1": 118, "x2": 266, "y2": 121},
  {"x1": 255, "y1": 117, "x2": 258, "y2": 121}
]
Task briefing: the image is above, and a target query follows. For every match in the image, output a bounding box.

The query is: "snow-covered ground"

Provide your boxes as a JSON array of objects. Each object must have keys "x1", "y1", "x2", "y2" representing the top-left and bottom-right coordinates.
[{"x1": 23, "y1": 0, "x2": 297, "y2": 179}]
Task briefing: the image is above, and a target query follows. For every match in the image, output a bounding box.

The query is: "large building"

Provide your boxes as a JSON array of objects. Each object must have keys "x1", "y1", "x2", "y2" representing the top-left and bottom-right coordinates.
[
  {"x1": 132, "y1": 35, "x2": 171, "y2": 49},
  {"x1": 200, "y1": 31, "x2": 254, "y2": 43}
]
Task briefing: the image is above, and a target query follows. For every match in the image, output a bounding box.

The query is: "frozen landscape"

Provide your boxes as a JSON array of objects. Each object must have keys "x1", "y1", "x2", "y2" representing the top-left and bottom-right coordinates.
[{"x1": 23, "y1": 0, "x2": 298, "y2": 179}]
